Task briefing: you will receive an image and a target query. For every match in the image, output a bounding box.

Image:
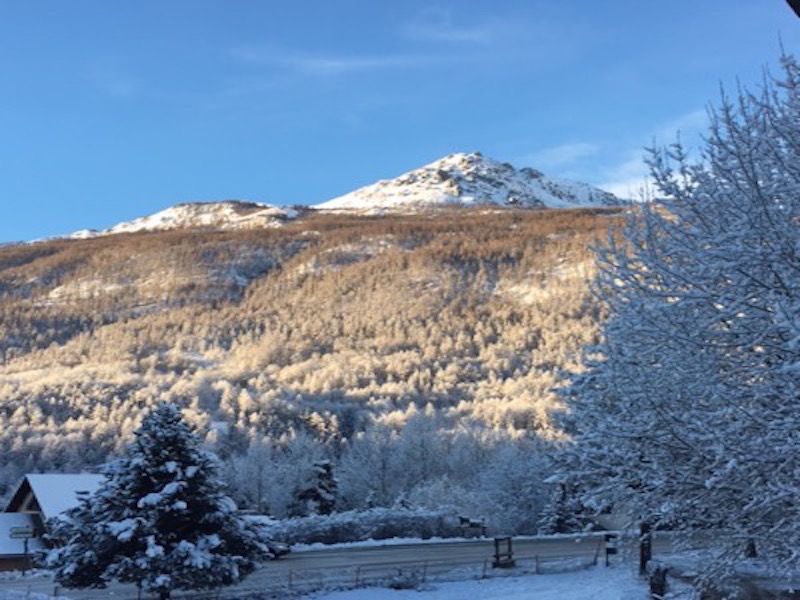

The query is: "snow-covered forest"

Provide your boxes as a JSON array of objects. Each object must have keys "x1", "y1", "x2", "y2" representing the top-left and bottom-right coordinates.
[{"x1": 0, "y1": 208, "x2": 617, "y2": 532}]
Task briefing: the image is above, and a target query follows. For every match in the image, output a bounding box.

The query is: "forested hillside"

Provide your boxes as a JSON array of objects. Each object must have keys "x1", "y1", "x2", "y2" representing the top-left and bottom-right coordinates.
[{"x1": 0, "y1": 207, "x2": 620, "y2": 530}]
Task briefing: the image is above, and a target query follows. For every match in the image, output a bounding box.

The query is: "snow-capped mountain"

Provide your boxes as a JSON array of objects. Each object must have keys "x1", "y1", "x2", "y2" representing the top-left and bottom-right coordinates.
[
  {"x1": 60, "y1": 153, "x2": 621, "y2": 240},
  {"x1": 71, "y1": 200, "x2": 298, "y2": 238},
  {"x1": 314, "y1": 152, "x2": 623, "y2": 212}
]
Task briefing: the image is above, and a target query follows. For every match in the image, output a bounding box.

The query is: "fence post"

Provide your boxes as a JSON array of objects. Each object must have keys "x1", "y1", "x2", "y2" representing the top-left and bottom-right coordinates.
[
  {"x1": 354, "y1": 566, "x2": 361, "y2": 587},
  {"x1": 482, "y1": 559, "x2": 488, "y2": 579},
  {"x1": 288, "y1": 569, "x2": 293, "y2": 591},
  {"x1": 648, "y1": 566, "x2": 667, "y2": 599},
  {"x1": 422, "y1": 562, "x2": 428, "y2": 583},
  {"x1": 535, "y1": 554, "x2": 540, "y2": 574},
  {"x1": 605, "y1": 533, "x2": 619, "y2": 567},
  {"x1": 53, "y1": 585, "x2": 60, "y2": 598},
  {"x1": 640, "y1": 522, "x2": 653, "y2": 576}
]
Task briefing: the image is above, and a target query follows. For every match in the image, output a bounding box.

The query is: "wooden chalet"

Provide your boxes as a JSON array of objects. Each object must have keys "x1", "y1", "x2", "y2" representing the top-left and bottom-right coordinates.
[{"x1": 1, "y1": 473, "x2": 103, "y2": 571}]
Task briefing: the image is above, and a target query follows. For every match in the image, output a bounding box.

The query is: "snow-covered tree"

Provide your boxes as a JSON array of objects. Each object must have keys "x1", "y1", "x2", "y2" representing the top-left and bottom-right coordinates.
[
  {"x1": 476, "y1": 439, "x2": 548, "y2": 533},
  {"x1": 337, "y1": 424, "x2": 401, "y2": 509},
  {"x1": 539, "y1": 482, "x2": 590, "y2": 534},
  {"x1": 228, "y1": 438, "x2": 272, "y2": 514},
  {"x1": 47, "y1": 403, "x2": 270, "y2": 599},
  {"x1": 293, "y1": 459, "x2": 338, "y2": 516},
  {"x1": 559, "y1": 53, "x2": 800, "y2": 578}
]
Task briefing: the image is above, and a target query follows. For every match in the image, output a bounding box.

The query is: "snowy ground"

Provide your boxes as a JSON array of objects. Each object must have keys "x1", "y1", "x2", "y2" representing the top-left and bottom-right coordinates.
[
  {"x1": 0, "y1": 592, "x2": 68, "y2": 600},
  {"x1": 308, "y1": 567, "x2": 646, "y2": 600},
  {"x1": 0, "y1": 566, "x2": 650, "y2": 600}
]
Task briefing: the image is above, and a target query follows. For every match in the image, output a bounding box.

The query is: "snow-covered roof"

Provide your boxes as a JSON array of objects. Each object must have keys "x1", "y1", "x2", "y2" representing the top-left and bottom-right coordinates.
[
  {"x1": 0, "y1": 513, "x2": 44, "y2": 556},
  {"x1": 19, "y1": 474, "x2": 104, "y2": 520}
]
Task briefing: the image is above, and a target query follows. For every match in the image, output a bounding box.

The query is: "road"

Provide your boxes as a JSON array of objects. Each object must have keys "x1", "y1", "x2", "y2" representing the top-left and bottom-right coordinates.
[{"x1": 0, "y1": 533, "x2": 673, "y2": 599}]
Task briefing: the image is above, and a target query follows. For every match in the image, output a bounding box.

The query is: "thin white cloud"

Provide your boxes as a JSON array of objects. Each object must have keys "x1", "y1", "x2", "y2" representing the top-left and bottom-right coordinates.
[
  {"x1": 403, "y1": 7, "x2": 514, "y2": 44},
  {"x1": 279, "y1": 55, "x2": 431, "y2": 76},
  {"x1": 522, "y1": 142, "x2": 599, "y2": 171},
  {"x1": 657, "y1": 108, "x2": 708, "y2": 140},
  {"x1": 597, "y1": 153, "x2": 651, "y2": 200},
  {"x1": 597, "y1": 108, "x2": 709, "y2": 199},
  {"x1": 232, "y1": 7, "x2": 588, "y2": 80},
  {"x1": 231, "y1": 46, "x2": 444, "y2": 76}
]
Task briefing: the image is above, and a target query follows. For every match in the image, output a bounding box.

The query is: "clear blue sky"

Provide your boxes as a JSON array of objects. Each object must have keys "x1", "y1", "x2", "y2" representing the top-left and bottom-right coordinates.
[{"x1": 1, "y1": 1, "x2": 799, "y2": 242}]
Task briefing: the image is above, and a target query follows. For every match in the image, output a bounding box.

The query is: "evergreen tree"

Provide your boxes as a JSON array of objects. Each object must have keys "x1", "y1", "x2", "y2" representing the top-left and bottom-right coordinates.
[
  {"x1": 47, "y1": 403, "x2": 270, "y2": 599},
  {"x1": 539, "y1": 483, "x2": 589, "y2": 534},
  {"x1": 294, "y1": 460, "x2": 338, "y2": 516}
]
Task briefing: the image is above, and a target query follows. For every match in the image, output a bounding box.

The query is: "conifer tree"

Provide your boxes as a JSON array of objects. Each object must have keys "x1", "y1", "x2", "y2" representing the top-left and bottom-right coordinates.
[
  {"x1": 538, "y1": 483, "x2": 590, "y2": 534},
  {"x1": 294, "y1": 459, "x2": 338, "y2": 516},
  {"x1": 48, "y1": 403, "x2": 270, "y2": 599}
]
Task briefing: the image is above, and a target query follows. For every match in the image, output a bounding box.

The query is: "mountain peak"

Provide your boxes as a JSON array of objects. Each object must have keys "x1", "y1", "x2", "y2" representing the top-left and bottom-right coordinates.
[
  {"x1": 70, "y1": 200, "x2": 298, "y2": 239},
  {"x1": 313, "y1": 152, "x2": 623, "y2": 212}
]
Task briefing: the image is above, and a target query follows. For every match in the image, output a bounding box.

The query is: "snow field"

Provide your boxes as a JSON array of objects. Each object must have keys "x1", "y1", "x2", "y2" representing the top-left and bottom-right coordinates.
[{"x1": 0, "y1": 592, "x2": 68, "y2": 600}]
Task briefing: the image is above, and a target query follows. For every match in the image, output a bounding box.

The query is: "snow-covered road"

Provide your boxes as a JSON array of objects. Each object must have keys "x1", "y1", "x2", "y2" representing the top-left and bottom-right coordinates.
[{"x1": 0, "y1": 533, "x2": 670, "y2": 599}]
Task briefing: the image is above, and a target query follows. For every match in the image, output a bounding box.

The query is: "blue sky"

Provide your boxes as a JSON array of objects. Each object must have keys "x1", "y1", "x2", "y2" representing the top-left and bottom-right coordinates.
[{"x1": 1, "y1": 1, "x2": 799, "y2": 242}]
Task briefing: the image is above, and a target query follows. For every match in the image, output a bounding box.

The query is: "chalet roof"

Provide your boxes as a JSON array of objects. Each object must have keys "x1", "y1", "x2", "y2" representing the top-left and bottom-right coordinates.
[
  {"x1": 6, "y1": 474, "x2": 104, "y2": 520},
  {"x1": 0, "y1": 513, "x2": 44, "y2": 556}
]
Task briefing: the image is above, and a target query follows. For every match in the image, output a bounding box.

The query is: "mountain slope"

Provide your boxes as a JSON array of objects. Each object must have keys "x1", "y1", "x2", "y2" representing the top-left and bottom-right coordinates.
[
  {"x1": 315, "y1": 152, "x2": 623, "y2": 211},
  {"x1": 70, "y1": 200, "x2": 298, "y2": 239},
  {"x1": 0, "y1": 208, "x2": 621, "y2": 498}
]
